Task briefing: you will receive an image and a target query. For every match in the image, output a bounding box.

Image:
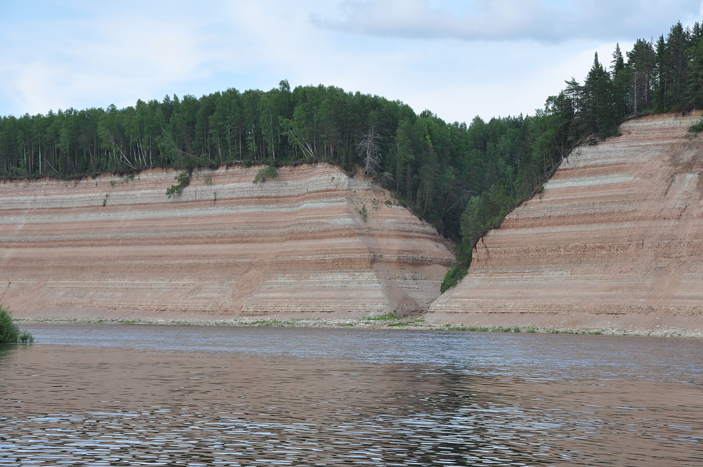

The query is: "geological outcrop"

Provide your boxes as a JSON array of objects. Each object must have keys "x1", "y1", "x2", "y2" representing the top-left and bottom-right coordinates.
[
  {"x1": 0, "y1": 164, "x2": 453, "y2": 320},
  {"x1": 430, "y1": 113, "x2": 703, "y2": 331}
]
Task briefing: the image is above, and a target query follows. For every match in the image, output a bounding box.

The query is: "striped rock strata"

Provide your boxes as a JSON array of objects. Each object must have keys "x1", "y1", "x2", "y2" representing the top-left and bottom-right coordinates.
[
  {"x1": 430, "y1": 113, "x2": 703, "y2": 331},
  {"x1": 0, "y1": 164, "x2": 453, "y2": 320}
]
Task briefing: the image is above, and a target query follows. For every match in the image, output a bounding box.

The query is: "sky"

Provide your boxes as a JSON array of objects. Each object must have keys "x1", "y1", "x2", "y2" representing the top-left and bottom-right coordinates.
[{"x1": 1, "y1": 0, "x2": 702, "y2": 124}]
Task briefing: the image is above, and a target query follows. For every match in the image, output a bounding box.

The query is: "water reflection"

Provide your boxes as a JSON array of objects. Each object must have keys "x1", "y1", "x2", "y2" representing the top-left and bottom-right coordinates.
[
  {"x1": 0, "y1": 326, "x2": 701, "y2": 465},
  {"x1": 0, "y1": 344, "x2": 16, "y2": 360}
]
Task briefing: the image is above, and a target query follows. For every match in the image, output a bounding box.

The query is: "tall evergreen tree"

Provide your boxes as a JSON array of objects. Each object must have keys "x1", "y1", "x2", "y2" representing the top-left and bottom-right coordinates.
[
  {"x1": 653, "y1": 35, "x2": 670, "y2": 111},
  {"x1": 627, "y1": 39, "x2": 655, "y2": 113}
]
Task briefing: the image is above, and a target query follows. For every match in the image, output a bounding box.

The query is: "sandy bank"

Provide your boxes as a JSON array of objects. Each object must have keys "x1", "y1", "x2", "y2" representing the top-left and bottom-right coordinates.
[{"x1": 14, "y1": 314, "x2": 703, "y2": 338}]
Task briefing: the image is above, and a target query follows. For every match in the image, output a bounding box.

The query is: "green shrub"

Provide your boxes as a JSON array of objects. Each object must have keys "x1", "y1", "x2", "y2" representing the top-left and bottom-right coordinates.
[
  {"x1": 359, "y1": 203, "x2": 368, "y2": 222},
  {"x1": 18, "y1": 331, "x2": 34, "y2": 343},
  {"x1": 689, "y1": 120, "x2": 703, "y2": 133},
  {"x1": 166, "y1": 170, "x2": 191, "y2": 198},
  {"x1": 0, "y1": 306, "x2": 33, "y2": 344},
  {"x1": 253, "y1": 165, "x2": 278, "y2": 184}
]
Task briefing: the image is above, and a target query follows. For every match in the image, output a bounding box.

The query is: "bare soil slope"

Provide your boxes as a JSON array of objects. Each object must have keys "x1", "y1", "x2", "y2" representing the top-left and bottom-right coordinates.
[
  {"x1": 0, "y1": 164, "x2": 453, "y2": 321},
  {"x1": 429, "y1": 113, "x2": 703, "y2": 333}
]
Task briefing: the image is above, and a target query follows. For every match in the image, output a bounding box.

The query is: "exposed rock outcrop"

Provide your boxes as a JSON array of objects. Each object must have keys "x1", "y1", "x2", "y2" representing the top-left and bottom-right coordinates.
[
  {"x1": 0, "y1": 164, "x2": 453, "y2": 320},
  {"x1": 429, "y1": 114, "x2": 703, "y2": 332}
]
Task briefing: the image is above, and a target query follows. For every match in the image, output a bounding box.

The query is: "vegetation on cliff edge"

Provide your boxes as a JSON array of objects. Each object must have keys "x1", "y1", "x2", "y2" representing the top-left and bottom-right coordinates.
[
  {"x1": 253, "y1": 165, "x2": 278, "y2": 184},
  {"x1": 165, "y1": 170, "x2": 192, "y2": 198}
]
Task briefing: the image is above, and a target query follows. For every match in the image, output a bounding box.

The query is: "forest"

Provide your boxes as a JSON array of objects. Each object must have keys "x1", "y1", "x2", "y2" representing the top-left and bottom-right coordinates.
[{"x1": 1, "y1": 20, "x2": 702, "y2": 291}]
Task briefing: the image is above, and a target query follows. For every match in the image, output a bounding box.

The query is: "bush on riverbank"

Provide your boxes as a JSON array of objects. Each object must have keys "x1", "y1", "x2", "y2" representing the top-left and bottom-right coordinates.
[{"x1": 0, "y1": 306, "x2": 34, "y2": 344}]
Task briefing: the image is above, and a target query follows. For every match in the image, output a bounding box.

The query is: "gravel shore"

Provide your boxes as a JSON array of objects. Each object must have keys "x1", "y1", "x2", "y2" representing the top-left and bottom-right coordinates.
[{"x1": 15, "y1": 316, "x2": 703, "y2": 338}]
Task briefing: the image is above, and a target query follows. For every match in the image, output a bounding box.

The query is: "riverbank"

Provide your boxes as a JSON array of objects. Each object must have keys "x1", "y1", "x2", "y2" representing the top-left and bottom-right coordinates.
[{"x1": 14, "y1": 315, "x2": 703, "y2": 338}]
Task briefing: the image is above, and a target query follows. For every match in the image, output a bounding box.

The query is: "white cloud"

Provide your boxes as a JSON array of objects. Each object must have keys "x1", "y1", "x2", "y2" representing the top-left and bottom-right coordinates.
[
  {"x1": 313, "y1": 0, "x2": 702, "y2": 43},
  {"x1": 0, "y1": 2, "x2": 213, "y2": 114}
]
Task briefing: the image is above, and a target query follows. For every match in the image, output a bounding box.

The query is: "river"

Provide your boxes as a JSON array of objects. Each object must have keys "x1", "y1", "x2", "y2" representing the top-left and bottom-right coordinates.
[{"x1": 1, "y1": 325, "x2": 702, "y2": 466}]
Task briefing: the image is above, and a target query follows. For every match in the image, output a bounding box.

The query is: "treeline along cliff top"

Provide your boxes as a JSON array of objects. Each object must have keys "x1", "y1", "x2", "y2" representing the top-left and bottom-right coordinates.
[{"x1": 1, "y1": 20, "x2": 702, "y2": 291}]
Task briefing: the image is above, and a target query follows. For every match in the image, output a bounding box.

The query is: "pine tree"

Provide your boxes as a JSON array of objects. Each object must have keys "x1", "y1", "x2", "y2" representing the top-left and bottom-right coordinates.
[
  {"x1": 686, "y1": 34, "x2": 703, "y2": 109},
  {"x1": 653, "y1": 35, "x2": 669, "y2": 111},
  {"x1": 611, "y1": 44, "x2": 625, "y2": 73},
  {"x1": 627, "y1": 39, "x2": 655, "y2": 113},
  {"x1": 667, "y1": 22, "x2": 689, "y2": 110},
  {"x1": 583, "y1": 53, "x2": 617, "y2": 137},
  {"x1": 611, "y1": 44, "x2": 630, "y2": 118}
]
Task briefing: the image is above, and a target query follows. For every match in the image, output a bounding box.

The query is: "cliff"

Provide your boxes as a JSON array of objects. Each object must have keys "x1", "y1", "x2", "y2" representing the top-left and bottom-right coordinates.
[
  {"x1": 429, "y1": 113, "x2": 703, "y2": 332},
  {"x1": 0, "y1": 164, "x2": 453, "y2": 321}
]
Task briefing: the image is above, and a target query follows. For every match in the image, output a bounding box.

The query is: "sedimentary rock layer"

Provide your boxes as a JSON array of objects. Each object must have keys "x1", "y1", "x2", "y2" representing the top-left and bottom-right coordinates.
[
  {"x1": 0, "y1": 164, "x2": 453, "y2": 320},
  {"x1": 430, "y1": 114, "x2": 703, "y2": 331}
]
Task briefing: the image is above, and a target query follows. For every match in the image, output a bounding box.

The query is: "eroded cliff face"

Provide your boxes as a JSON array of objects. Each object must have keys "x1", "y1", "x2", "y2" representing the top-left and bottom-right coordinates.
[
  {"x1": 430, "y1": 113, "x2": 703, "y2": 331},
  {"x1": 0, "y1": 164, "x2": 453, "y2": 320}
]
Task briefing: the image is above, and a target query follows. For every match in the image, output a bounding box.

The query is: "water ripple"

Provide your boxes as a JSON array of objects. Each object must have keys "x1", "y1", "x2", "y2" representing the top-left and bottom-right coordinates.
[{"x1": 0, "y1": 326, "x2": 701, "y2": 465}]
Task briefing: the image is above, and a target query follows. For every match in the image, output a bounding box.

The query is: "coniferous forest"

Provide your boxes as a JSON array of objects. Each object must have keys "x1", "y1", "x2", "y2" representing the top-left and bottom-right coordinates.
[{"x1": 2, "y1": 21, "x2": 702, "y2": 290}]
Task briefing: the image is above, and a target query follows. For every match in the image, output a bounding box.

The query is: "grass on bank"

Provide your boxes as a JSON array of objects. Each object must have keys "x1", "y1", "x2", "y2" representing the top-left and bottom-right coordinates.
[
  {"x1": 16, "y1": 315, "x2": 662, "y2": 336},
  {"x1": 365, "y1": 311, "x2": 401, "y2": 321},
  {"x1": 442, "y1": 324, "x2": 603, "y2": 335},
  {"x1": 0, "y1": 306, "x2": 34, "y2": 344}
]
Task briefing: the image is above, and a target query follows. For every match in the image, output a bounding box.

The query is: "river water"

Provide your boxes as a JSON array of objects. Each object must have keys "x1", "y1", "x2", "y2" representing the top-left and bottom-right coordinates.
[{"x1": 1, "y1": 325, "x2": 702, "y2": 466}]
